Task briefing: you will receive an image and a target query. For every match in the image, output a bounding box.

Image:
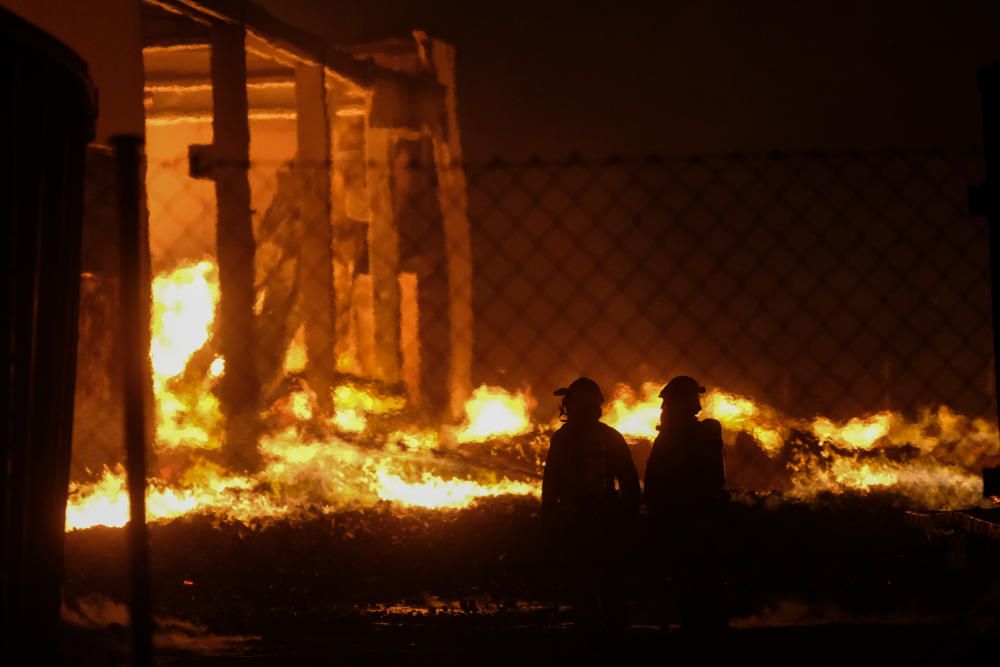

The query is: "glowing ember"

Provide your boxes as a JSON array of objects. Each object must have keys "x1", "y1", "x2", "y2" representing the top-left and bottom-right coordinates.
[{"x1": 456, "y1": 385, "x2": 533, "y2": 442}]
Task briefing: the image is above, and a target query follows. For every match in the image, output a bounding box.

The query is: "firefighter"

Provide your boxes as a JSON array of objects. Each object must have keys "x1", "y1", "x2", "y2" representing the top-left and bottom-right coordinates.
[
  {"x1": 644, "y1": 375, "x2": 728, "y2": 632},
  {"x1": 542, "y1": 377, "x2": 641, "y2": 632}
]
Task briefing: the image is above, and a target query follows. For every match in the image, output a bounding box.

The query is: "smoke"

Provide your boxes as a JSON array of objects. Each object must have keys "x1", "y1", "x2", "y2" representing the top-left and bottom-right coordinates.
[{"x1": 62, "y1": 595, "x2": 259, "y2": 655}]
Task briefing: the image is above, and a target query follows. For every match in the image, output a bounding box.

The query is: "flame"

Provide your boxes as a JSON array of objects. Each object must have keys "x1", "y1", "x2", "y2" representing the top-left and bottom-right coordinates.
[
  {"x1": 605, "y1": 384, "x2": 787, "y2": 454},
  {"x1": 370, "y1": 467, "x2": 538, "y2": 509},
  {"x1": 702, "y1": 389, "x2": 787, "y2": 455},
  {"x1": 150, "y1": 261, "x2": 217, "y2": 377},
  {"x1": 287, "y1": 390, "x2": 315, "y2": 421},
  {"x1": 283, "y1": 325, "x2": 307, "y2": 374},
  {"x1": 456, "y1": 385, "x2": 533, "y2": 443},
  {"x1": 812, "y1": 414, "x2": 891, "y2": 450},
  {"x1": 330, "y1": 383, "x2": 406, "y2": 433},
  {"x1": 150, "y1": 261, "x2": 222, "y2": 451},
  {"x1": 65, "y1": 258, "x2": 1000, "y2": 530},
  {"x1": 387, "y1": 430, "x2": 439, "y2": 452},
  {"x1": 605, "y1": 382, "x2": 662, "y2": 438}
]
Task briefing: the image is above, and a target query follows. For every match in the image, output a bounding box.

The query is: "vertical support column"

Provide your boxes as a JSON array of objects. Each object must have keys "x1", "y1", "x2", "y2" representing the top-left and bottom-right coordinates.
[
  {"x1": 366, "y1": 128, "x2": 401, "y2": 383},
  {"x1": 428, "y1": 40, "x2": 474, "y2": 420},
  {"x1": 295, "y1": 63, "x2": 335, "y2": 410},
  {"x1": 211, "y1": 21, "x2": 259, "y2": 471},
  {"x1": 113, "y1": 134, "x2": 153, "y2": 667}
]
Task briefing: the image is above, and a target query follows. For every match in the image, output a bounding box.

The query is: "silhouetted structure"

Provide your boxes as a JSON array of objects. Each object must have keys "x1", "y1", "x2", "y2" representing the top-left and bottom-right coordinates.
[
  {"x1": 0, "y1": 7, "x2": 94, "y2": 663},
  {"x1": 542, "y1": 377, "x2": 640, "y2": 632},
  {"x1": 644, "y1": 376, "x2": 728, "y2": 632}
]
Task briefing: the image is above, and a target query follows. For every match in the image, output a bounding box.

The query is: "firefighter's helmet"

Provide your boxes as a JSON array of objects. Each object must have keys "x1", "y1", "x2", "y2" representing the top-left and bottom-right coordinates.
[
  {"x1": 658, "y1": 375, "x2": 706, "y2": 399},
  {"x1": 554, "y1": 376, "x2": 605, "y2": 404}
]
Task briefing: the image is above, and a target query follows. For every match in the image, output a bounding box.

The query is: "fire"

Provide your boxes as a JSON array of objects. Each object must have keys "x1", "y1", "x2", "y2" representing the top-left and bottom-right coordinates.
[
  {"x1": 283, "y1": 325, "x2": 307, "y2": 373},
  {"x1": 605, "y1": 382, "x2": 662, "y2": 439},
  {"x1": 370, "y1": 468, "x2": 539, "y2": 510},
  {"x1": 330, "y1": 383, "x2": 406, "y2": 433},
  {"x1": 64, "y1": 257, "x2": 1000, "y2": 532},
  {"x1": 456, "y1": 385, "x2": 533, "y2": 443},
  {"x1": 605, "y1": 383, "x2": 786, "y2": 454},
  {"x1": 150, "y1": 261, "x2": 223, "y2": 450},
  {"x1": 702, "y1": 389, "x2": 786, "y2": 454},
  {"x1": 150, "y1": 261, "x2": 218, "y2": 377},
  {"x1": 812, "y1": 414, "x2": 891, "y2": 450}
]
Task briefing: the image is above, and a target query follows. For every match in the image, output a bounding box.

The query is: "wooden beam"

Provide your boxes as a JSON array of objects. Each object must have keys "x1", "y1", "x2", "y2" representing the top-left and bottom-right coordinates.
[
  {"x1": 210, "y1": 19, "x2": 260, "y2": 471},
  {"x1": 428, "y1": 39, "x2": 473, "y2": 421},
  {"x1": 295, "y1": 62, "x2": 336, "y2": 411},
  {"x1": 366, "y1": 128, "x2": 400, "y2": 383}
]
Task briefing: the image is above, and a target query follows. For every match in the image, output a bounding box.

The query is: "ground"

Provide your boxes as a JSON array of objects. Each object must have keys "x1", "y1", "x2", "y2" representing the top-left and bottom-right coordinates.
[{"x1": 60, "y1": 495, "x2": 1000, "y2": 665}]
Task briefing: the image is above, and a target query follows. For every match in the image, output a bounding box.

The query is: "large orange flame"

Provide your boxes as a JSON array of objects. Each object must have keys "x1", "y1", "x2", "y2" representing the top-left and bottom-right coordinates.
[{"x1": 64, "y1": 260, "x2": 1000, "y2": 531}]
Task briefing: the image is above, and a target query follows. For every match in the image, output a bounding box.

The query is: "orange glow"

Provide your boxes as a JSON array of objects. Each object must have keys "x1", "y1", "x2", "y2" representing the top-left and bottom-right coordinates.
[
  {"x1": 64, "y1": 259, "x2": 1000, "y2": 531},
  {"x1": 605, "y1": 382, "x2": 662, "y2": 439},
  {"x1": 283, "y1": 325, "x2": 307, "y2": 374}
]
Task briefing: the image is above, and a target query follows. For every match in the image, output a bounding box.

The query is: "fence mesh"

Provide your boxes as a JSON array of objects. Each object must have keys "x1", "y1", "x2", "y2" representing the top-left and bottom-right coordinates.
[{"x1": 70, "y1": 146, "x2": 993, "y2": 479}]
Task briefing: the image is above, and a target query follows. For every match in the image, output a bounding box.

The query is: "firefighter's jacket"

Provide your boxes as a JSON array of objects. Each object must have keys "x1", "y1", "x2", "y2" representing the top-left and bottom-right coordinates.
[
  {"x1": 644, "y1": 417, "x2": 726, "y2": 522},
  {"x1": 542, "y1": 418, "x2": 641, "y2": 539}
]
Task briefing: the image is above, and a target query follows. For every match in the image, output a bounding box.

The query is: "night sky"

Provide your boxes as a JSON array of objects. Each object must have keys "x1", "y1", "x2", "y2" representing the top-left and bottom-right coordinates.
[{"x1": 260, "y1": 0, "x2": 1000, "y2": 161}]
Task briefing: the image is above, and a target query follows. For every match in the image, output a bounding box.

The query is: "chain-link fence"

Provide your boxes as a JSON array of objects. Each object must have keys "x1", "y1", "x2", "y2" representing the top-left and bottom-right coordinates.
[
  {"x1": 461, "y1": 148, "x2": 991, "y2": 420},
  {"x1": 70, "y1": 146, "x2": 992, "y2": 476}
]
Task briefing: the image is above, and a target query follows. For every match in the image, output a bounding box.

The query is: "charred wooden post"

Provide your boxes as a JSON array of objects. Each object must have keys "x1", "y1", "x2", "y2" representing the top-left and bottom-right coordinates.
[
  {"x1": 295, "y1": 62, "x2": 336, "y2": 411},
  {"x1": 366, "y1": 128, "x2": 402, "y2": 383},
  {"x1": 426, "y1": 39, "x2": 474, "y2": 420},
  {"x1": 210, "y1": 21, "x2": 260, "y2": 471}
]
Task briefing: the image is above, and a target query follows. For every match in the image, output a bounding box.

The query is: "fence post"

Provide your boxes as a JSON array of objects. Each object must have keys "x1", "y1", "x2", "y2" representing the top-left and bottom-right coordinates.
[
  {"x1": 112, "y1": 134, "x2": 152, "y2": 667},
  {"x1": 973, "y1": 61, "x2": 1000, "y2": 495}
]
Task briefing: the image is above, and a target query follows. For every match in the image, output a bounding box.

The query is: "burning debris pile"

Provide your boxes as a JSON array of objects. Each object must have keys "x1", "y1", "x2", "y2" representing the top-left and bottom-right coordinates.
[{"x1": 65, "y1": 263, "x2": 1000, "y2": 533}]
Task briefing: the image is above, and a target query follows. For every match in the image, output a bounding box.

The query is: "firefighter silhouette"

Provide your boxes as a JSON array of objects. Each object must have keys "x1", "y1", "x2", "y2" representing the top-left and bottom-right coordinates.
[
  {"x1": 644, "y1": 375, "x2": 729, "y2": 632},
  {"x1": 542, "y1": 377, "x2": 641, "y2": 632}
]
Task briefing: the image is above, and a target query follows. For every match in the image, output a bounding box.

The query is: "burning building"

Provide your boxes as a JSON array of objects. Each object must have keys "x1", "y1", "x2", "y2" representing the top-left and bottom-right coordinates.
[
  {"x1": 4, "y1": 0, "x2": 998, "y2": 539},
  {"x1": 1, "y1": 0, "x2": 474, "y2": 477}
]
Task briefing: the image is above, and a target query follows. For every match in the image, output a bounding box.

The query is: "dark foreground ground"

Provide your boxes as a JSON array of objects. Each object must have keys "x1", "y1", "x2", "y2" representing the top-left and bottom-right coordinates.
[
  {"x1": 62, "y1": 615, "x2": 1000, "y2": 666},
  {"x1": 61, "y1": 494, "x2": 1000, "y2": 665}
]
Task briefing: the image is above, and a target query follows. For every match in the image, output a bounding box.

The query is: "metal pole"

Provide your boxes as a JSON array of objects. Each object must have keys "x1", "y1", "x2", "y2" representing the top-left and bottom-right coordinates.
[{"x1": 112, "y1": 134, "x2": 152, "y2": 667}]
